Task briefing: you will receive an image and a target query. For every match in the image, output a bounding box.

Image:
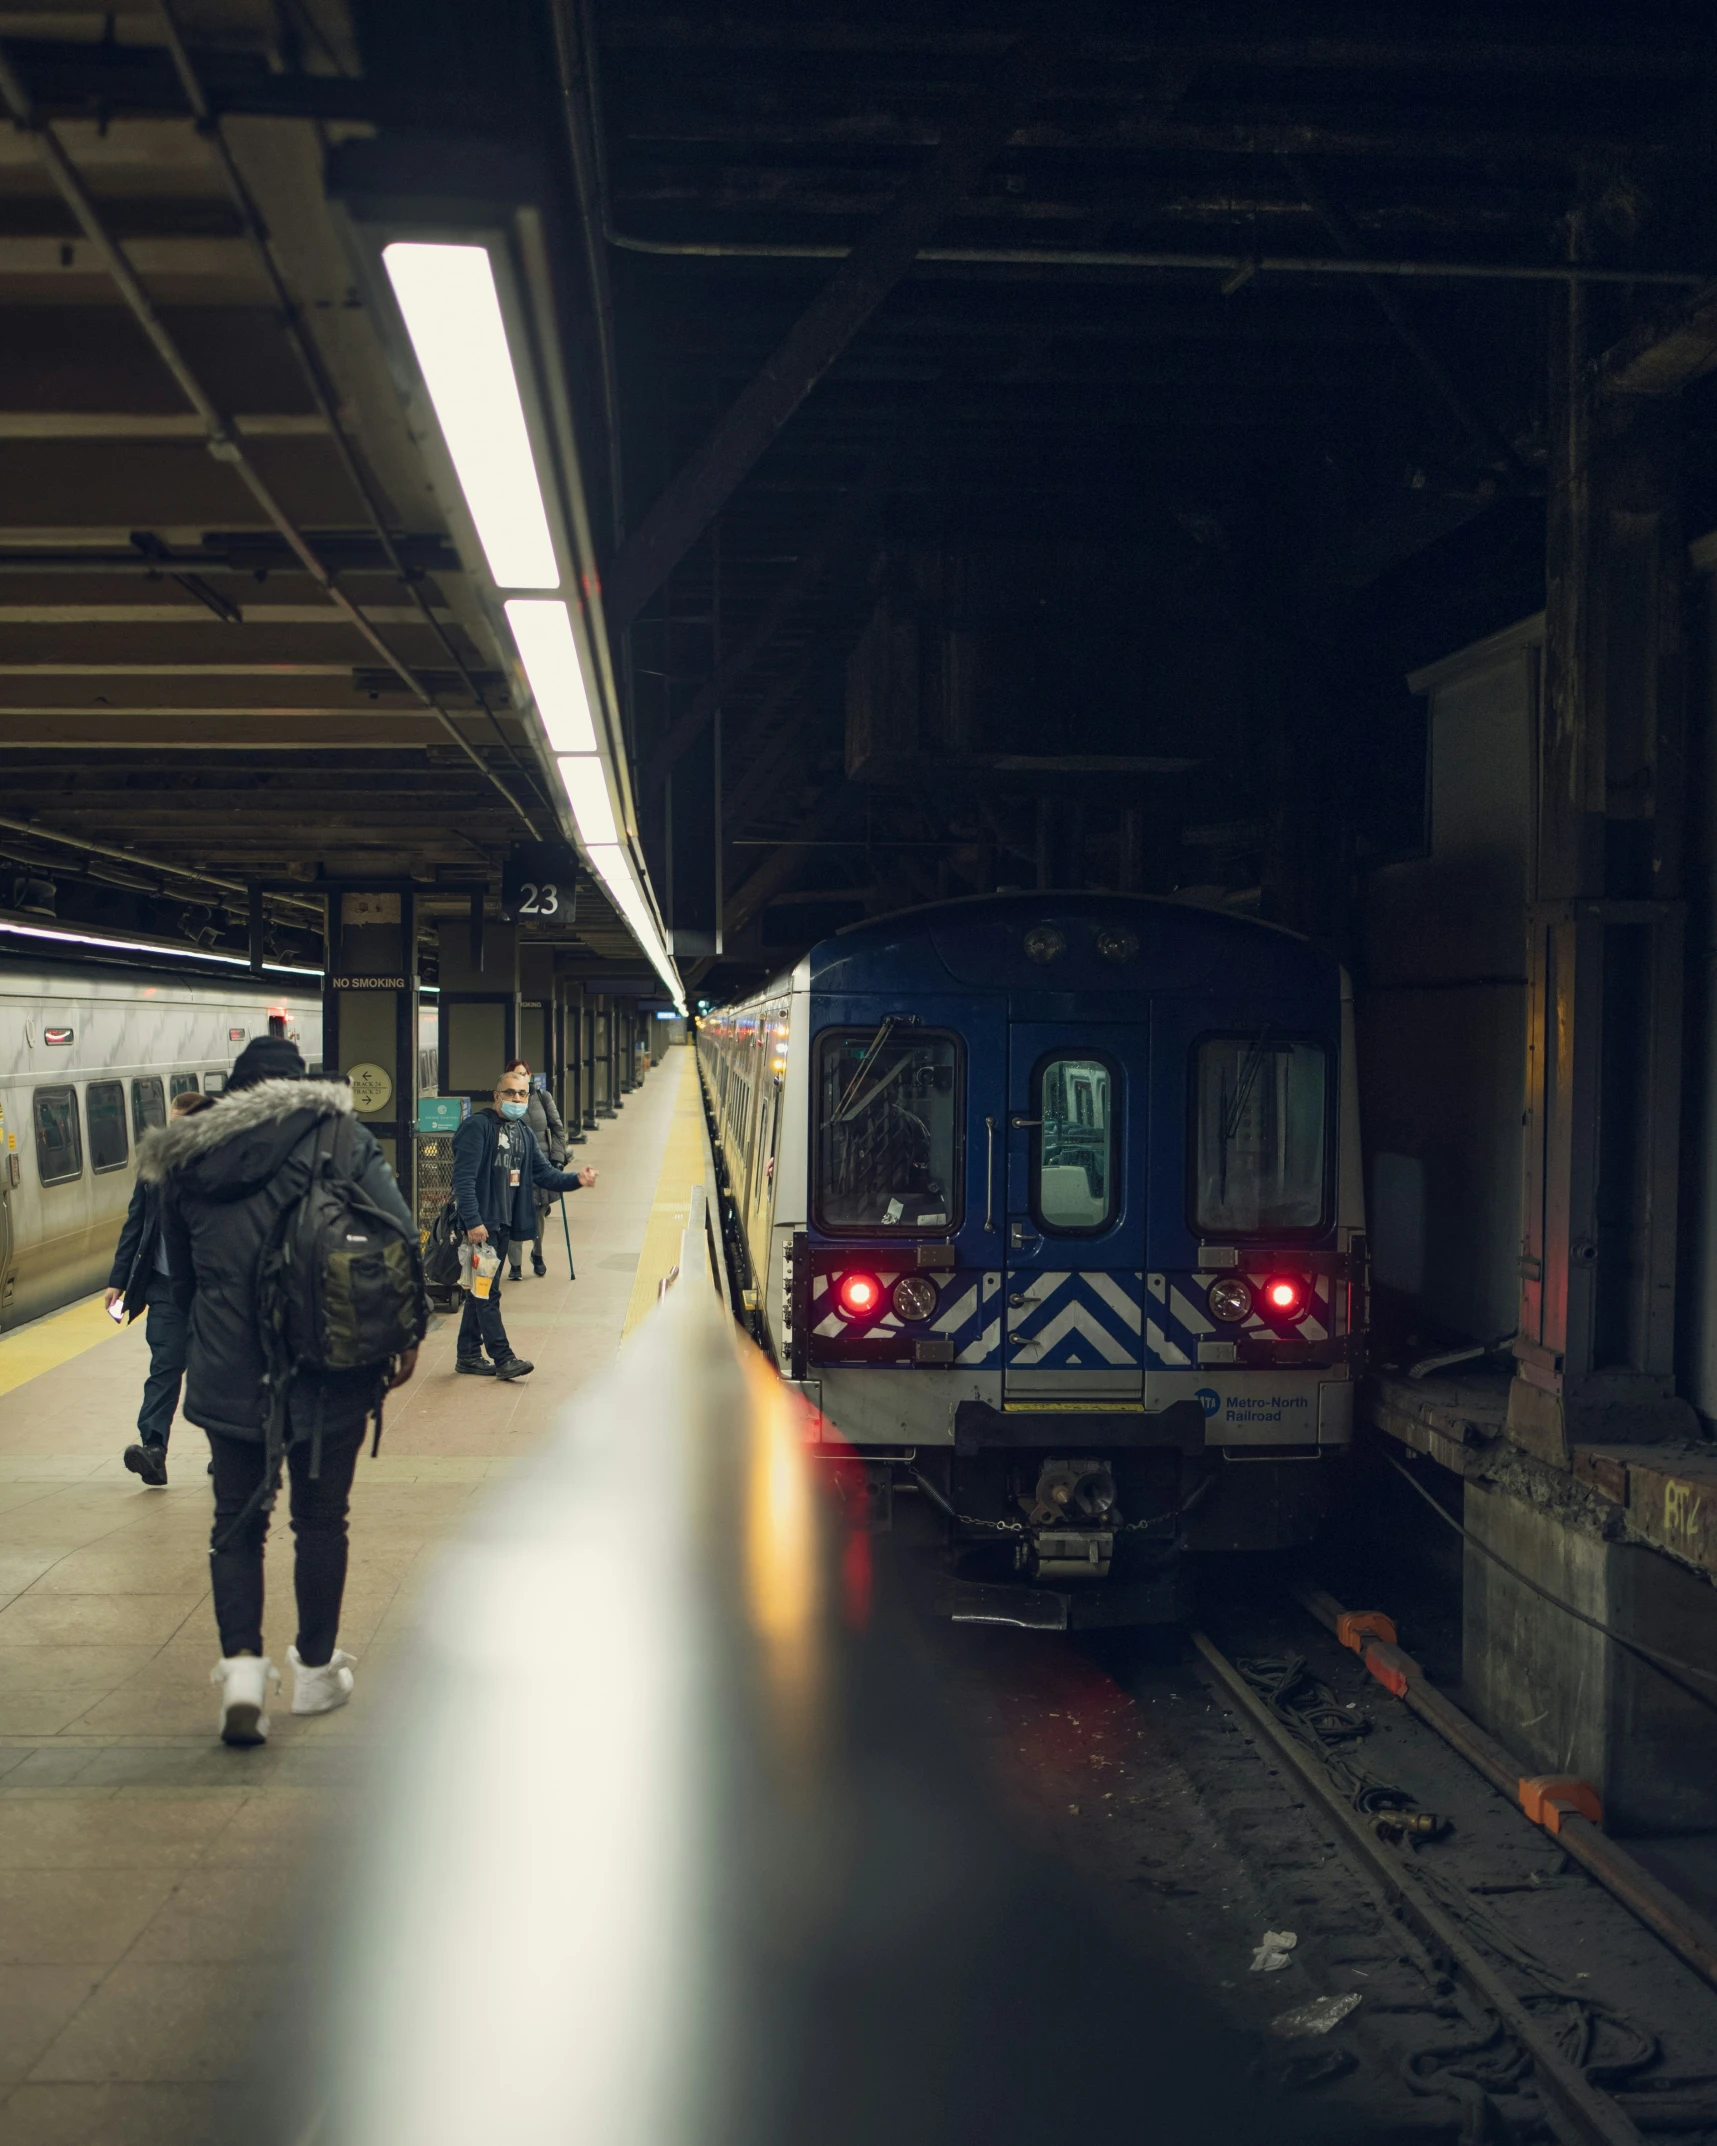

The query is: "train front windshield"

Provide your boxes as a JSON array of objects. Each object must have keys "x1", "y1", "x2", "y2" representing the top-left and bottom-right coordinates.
[
  {"x1": 1193, "y1": 1034, "x2": 1327, "y2": 1235},
  {"x1": 814, "y1": 1028, "x2": 961, "y2": 1231}
]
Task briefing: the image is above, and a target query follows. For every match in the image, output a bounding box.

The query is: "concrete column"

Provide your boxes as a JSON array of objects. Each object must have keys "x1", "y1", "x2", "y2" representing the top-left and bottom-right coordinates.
[
  {"x1": 1510, "y1": 268, "x2": 1696, "y2": 1459},
  {"x1": 1463, "y1": 1475, "x2": 1717, "y2": 1833},
  {"x1": 323, "y1": 888, "x2": 419, "y2": 1211}
]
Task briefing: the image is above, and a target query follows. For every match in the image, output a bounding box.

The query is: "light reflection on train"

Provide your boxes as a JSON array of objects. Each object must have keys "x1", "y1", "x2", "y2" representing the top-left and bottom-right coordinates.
[{"x1": 698, "y1": 894, "x2": 1367, "y2": 1629}]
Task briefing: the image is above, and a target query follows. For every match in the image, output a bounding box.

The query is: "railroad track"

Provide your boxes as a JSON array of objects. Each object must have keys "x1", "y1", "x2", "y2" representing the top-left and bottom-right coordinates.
[
  {"x1": 1190, "y1": 1625, "x2": 1647, "y2": 2146},
  {"x1": 933, "y1": 1573, "x2": 1717, "y2": 2145}
]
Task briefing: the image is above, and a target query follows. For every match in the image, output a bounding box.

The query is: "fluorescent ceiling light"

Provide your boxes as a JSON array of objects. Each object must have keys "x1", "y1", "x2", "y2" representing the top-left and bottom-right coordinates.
[
  {"x1": 586, "y1": 845, "x2": 684, "y2": 1007},
  {"x1": 557, "y1": 754, "x2": 619, "y2": 849},
  {"x1": 0, "y1": 917, "x2": 322, "y2": 977},
  {"x1": 382, "y1": 242, "x2": 558, "y2": 591},
  {"x1": 509, "y1": 600, "x2": 598, "y2": 754}
]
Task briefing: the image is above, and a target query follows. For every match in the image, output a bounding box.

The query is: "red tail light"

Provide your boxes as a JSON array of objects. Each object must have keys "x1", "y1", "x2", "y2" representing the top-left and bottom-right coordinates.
[
  {"x1": 837, "y1": 1272, "x2": 882, "y2": 1319},
  {"x1": 1261, "y1": 1275, "x2": 1308, "y2": 1322}
]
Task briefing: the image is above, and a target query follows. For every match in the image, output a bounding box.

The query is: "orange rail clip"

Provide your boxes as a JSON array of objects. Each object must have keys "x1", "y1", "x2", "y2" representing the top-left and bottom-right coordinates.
[
  {"x1": 1518, "y1": 1776, "x2": 1603, "y2": 1834},
  {"x1": 1362, "y1": 1641, "x2": 1411, "y2": 1698},
  {"x1": 1337, "y1": 1610, "x2": 1398, "y2": 1653}
]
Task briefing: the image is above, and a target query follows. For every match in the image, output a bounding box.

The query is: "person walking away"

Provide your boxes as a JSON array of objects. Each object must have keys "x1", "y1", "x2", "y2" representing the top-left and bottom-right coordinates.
[
  {"x1": 146, "y1": 1037, "x2": 422, "y2": 1746},
  {"x1": 501, "y1": 1059, "x2": 569, "y2": 1279},
  {"x1": 106, "y1": 1087, "x2": 215, "y2": 1487},
  {"x1": 451, "y1": 1066, "x2": 595, "y2": 1378}
]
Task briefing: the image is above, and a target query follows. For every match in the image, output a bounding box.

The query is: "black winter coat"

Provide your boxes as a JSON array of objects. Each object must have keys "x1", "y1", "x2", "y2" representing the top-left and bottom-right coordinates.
[
  {"x1": 143, "y1": 1077, "x2": 414, "y2": 1442},
  {"x1": 106, "y1": 1177, "x2": 164, "y2": 1319},
  {"x1": 450, "y1": 1106, "x2": 585, "y2": 1239}
]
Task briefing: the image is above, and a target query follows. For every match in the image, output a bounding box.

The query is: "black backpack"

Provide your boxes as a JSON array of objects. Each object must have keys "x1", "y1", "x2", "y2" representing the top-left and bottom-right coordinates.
[
  {"x1": 423, "y1": 1197, "x2": 465, "y2": 1290},
  {"x1": 219, "y1": 1113, "x2": 429, "y2": 1551},
  {"x1": 260, "y1": 1113, "x2": 428, "y2": 1379}
]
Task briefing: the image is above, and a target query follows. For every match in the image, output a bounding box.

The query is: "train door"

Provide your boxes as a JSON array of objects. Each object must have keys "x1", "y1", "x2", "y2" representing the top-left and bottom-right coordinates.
[
  {"x1": 1002, "y1": 1022, "x2": 1147, "y2": 1403},
  {"x1": 0, "y1": 1105, "x2": 11, "y2": 1333}
]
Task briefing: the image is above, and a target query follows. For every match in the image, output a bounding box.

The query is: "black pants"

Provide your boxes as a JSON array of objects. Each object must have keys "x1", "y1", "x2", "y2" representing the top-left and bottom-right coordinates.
[
  {"x1": 137, "y1": 1293, "x2": 188, "y2": 1448},
  {"x1": 207, "y1": 1406, "x2": 365, "y2": 1666},
  {"x1": 457, "y1": 1231, "x2": 511, "y2": 1361}
]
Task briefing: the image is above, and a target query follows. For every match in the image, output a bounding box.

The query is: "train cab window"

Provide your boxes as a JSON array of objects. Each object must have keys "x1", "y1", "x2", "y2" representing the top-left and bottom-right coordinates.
[
  {"x1": 86, "y1": 1081, "x2": 129, "y2": 1173},
  {"x1": 169, "y1": 1074, "x2": 200, "y2": 1100},
  {"x1": 1193, "y1": 1035, "x2": 1328, "y2": 1235},
  {"x1": 814, "y1": 1027, "x2": 961, "y2": 1233},
  {"x1": 131, "y1": 1077, "x2": 166, "y2": 1137},
  {"x1": 32, "y1": 1086, "x2": 82, "y2": 1186},
  {"x1": 1034, "y1": 1056, "x2": 1116, "y2": 1233},
  {"x1": 204, "y1": 1072, "x2": 226, "y2": 1094}
]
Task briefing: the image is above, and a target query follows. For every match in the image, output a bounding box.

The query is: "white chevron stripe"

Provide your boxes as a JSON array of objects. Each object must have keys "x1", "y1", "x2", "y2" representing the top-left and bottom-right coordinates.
[
  {"x1": 957, "y1": 1318, "x2": 1000, "y2": 1366},
  {"x1": 1146, "y1": 1318, "x2": 1190, "y2": 1367},
  {"x1": 1170, "y1": 1285, "x2": 1214, "y2": 1336},
  {"x1": 1088, "y1": 1270, "x2": 1142, "y2": 1332},
  {"x1": 1016, "y1": 1298, "x2": 1132, "y2": 1365},
  {"x1": 933, "y1": 1284, "x2": 978, "y2": 1336}
]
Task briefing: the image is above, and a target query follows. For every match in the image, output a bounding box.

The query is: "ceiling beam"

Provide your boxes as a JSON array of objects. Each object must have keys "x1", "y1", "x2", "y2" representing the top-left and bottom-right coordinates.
[
  {"x1": 644, "y1": 436, "x2": 902, "y2": 791},
  {"x1": 1603, "y1": 281, "x2": 1717, "y2": 396},
  {"x1": 600, "y1": 17, "x2": 1077, "y2": 631},
  {"x1": 723, "y1": 787, "x2": 849, "y2": 938}
]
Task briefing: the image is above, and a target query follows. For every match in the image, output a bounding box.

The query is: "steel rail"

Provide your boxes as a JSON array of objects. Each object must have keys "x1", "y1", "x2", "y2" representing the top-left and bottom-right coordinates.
[
  {"x1": 1190, "y1": 1626, "x2": 1645, "y2": 2146},
  {"x1": 150, "y1": 0, "x2": 541, "y2": 800},
  {"x1": 1293, "y1": 1579, "x2": 1717, "y2": 1998},
  {"x1": 608, "y1": 230, "x2": 1710, "y2": 286},
  {"x1": 0, "y1": 33, "x2": 542, "y2": 842}
]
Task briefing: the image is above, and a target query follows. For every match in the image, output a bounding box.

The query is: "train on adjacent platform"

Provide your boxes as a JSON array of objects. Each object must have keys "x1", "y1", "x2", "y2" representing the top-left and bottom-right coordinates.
[
  {"x1": 0, "y1": 960, "x2": 324, "y2": 1331},
  {"x1": 699, "y1": 894, "x2": 1367, "y2": 1627}
]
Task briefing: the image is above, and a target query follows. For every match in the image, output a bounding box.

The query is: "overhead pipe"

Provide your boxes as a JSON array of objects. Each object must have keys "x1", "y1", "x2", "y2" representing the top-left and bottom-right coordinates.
[
  {"x1": 0, "y1": 808, "x2": 322, "y2": 919},
  {"x1": 608, "y1": 229, "x2": 1710, "y2": 286},
  {"x1": 0, "y1": 31, "x2": 543, "y2": 844}
]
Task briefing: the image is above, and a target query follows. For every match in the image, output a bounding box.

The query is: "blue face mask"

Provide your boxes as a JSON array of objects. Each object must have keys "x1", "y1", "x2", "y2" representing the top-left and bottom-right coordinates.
[{"x1": 499, "y1": 1099, "x2": 528, "y2": 1121}]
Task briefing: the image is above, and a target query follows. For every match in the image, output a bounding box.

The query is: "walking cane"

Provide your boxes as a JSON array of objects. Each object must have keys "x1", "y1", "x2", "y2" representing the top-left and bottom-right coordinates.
[{"x1": 559, "y1": 1194, "x2": 576, "y2": 1281}]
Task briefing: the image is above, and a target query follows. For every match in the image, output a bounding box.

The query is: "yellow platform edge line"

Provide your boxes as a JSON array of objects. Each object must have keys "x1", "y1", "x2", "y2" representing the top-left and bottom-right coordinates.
[
  {"x1": 622, "y1": 1050, "x2": 710, "y2": 1339},
  {"x1": 0, "y1": 1291, "x2": 128, "y2": 1401}
]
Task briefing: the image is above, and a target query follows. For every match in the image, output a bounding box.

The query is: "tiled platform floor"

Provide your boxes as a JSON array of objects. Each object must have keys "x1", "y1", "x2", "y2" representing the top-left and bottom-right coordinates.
[{"x1": 0, "y1": 1052, "x2": 696, "y2": 2144}]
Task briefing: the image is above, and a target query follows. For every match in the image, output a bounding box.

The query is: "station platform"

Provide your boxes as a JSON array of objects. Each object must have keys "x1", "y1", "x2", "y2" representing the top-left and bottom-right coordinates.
[{"x1": 0, "y1": 1051, "x2": 699, "y2": 2143}]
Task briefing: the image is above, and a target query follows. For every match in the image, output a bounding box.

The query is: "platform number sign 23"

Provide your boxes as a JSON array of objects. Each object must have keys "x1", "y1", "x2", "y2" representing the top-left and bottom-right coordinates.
[{"x1": 502, "y1": 844, "x2": 580, "y2": 925}]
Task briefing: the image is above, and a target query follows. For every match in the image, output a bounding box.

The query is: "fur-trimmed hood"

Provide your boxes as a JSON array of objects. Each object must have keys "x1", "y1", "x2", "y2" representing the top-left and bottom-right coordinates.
[{"x1": 138, "y1": 1077, "x2": 353, "y2": 1192}]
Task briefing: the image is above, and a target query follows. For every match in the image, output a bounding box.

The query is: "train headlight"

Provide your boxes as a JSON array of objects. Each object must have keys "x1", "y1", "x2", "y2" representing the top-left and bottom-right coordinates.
[
  {"x1": 837, "y1": 1272, "x2": 883, "y2": 1319},
  {"x1": 1023, "y1": 924, "x2": 1065, "y2": 964},
  {"x1": 1206, "y1": 1276, "x2": 1253, "y2": 1324},
  {"x1": 890, "y1": 1275, "x2": 939, "y2": 1323},
  {"x1": 1260, "y1": 1275, "x2": 1309, "y2": 1323}
]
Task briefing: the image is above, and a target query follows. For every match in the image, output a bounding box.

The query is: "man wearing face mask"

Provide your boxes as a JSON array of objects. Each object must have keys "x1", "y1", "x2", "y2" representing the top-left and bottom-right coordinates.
[{"x1": 449, "y1": 1068, "x2": 597, "y2": 1380}]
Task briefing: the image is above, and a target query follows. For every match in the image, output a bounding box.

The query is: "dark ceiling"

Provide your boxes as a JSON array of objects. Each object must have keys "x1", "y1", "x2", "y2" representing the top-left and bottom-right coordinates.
[{"x1": 1, "y1": 4, "x2": 1714, "y2": 993}]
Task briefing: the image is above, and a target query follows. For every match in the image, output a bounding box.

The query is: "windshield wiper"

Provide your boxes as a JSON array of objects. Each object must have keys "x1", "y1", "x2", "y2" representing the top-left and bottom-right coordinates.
[
  {"x1": 1223, "y1": 1022, "x2": 1274, "y2": 1144},
  {"x1": 835, "y1": 1015, "x2": 898, "y2": 1124}
]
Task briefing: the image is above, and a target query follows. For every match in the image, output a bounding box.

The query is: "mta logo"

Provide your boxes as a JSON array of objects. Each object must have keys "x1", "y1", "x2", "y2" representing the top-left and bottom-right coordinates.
[{"x1": 1195, "y1": 1387, "x2": 1223, "y2": 1418}]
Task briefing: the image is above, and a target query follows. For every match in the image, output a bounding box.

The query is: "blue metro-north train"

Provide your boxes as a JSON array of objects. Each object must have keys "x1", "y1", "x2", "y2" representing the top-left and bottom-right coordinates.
[{"x1": 699, "y1": 893, "x2": 1367, "y2": 1628}]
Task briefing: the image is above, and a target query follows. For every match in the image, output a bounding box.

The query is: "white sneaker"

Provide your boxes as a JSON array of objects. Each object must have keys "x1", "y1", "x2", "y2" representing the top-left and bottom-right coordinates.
[
  {"x1": 211, "y1": 1655, "x2": 277, "y2": 1746},
  {"x1": 289, "y1": 1646, "x2": 356, "y2": 1716}
]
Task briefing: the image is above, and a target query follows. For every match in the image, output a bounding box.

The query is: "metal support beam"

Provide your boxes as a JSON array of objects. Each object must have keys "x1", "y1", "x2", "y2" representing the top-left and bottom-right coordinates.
[
  {"x1": 723, "y1": 790, "x2": 849, "y2": 939},
  {"x1": 645, "y1": 440, "x2": 903, "y2": 792},
  {"x1": 247, "y1": 881, "x2": 265, "y2": 975},
  {"x1": 1282, "y1": 157, "x2": 1532, "y2": 482},
  {"x1": 600, "y1": 18, "x2": 1074, "y2": 631},
  {"x1": 1603, "y1": 281, "x2": 1717, "y2": 397},
  {"x1": 0, "y1": 30, "x2": 542, "y2": 843},
  {"x1": 1510, "y1": 248, "x2": 1696, "y2": 1459}
]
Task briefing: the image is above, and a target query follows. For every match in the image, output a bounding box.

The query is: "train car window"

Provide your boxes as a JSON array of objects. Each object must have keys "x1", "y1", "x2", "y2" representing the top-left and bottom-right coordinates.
[
  {"x1": 131, "y1": 1076, "x2": 166, "y2": 1136},
  {"x1": 813, "y1": 1029, "x2": 962, "y2": 1233},
  {"x1": 204, "y1": 1072, "x2": 227, "y2": 1094},
  {"x1": 169, "y1": 1074, "x2": 200, "y2": 1099},
  {"x1": 1033, "y1": 1056, "x2": 1116, "y2": 1234},
  {"x1": 86, "y1": 1080, "x2": 129, "y2": 1173},
  {"x1": 1193, "y1": 1035, "x2": 1328, "y2": 1235},
  {"x1": 32, "y1": 1086, "x2": 83, "y2": 1186}
]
